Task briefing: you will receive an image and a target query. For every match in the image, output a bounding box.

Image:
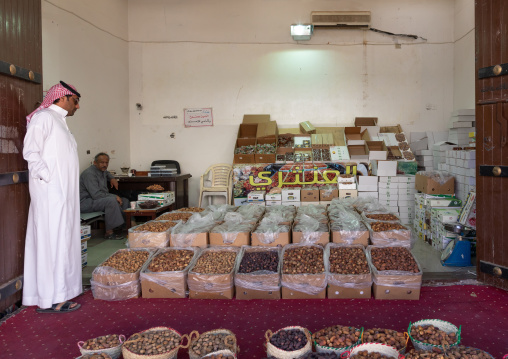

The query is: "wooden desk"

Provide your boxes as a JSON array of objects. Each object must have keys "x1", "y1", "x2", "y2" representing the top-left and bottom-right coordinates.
[
  {"x1": 123, "y1": 203, "x2": 174, "y2": 229},
  {"x1": 116, "y1": 174, "x2": 191, "y2": 209}
]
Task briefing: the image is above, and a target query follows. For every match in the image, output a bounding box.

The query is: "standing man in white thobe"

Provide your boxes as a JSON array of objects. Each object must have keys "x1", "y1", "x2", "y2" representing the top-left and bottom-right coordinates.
[{"x1": 22, "y1": 81, "x2": 83, "y2": 313}]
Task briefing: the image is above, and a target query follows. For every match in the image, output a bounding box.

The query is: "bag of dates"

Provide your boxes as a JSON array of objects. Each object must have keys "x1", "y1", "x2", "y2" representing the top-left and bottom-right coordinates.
[
  {"x1": 77, "y1": 334, "x2": 125, "y2": 359},
  {"x1": 265, "y1": 326, "x2": 312, "y2": 359},
  {"x1": 312, "y1": 325, "x2": 362, "y2": 355},
  {"x1": 407, "y1": 319, "x2": 461, "y2": 352},
  {"x1": 122, "y1": 326, "x2": 189, "y2": 359},
  {"x1": 188, "y1": 329, "x2": 238, "y2": 359}
]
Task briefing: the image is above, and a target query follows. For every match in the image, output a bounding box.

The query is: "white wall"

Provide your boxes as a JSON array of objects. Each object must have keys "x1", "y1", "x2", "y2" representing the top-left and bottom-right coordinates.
[
  {"x1": 453, "y1": 0, "x2": 475, "y2": 111},
  {"x1": 127, "y1": 0, "x2": 456, "y2": 205},
  {"x1": 42, "y1": 0, "x2": 130, "y2": 172}
]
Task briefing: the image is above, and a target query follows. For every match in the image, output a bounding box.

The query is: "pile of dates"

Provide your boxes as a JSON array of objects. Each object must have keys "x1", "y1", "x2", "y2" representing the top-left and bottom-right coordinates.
[
  {"x1": 238, "y1": 251, "x2": 278, "y2": 273},
  {"x1": 81, "y1": 354, "x2": 111, "y2": 359},
  {"x1": 329, "y1": 247, "x2": 369, "y2": 275},
  {"x1": 192, "y1": 251, "x2": 237, "y2": 274},
  {"x1": 102, "y1": 250, "x2": 149, "y2": 273},
  {"x1": 266, "y1": 353, "x2": 339, "y2": 359},
  {"x1": 81, "y1": 334, "x2": 121, "y2": 350},
  {"x1": 124, "y1": 329, "x2": 181, "y2": 355},
  {"x1": 370, "y1": 222, "x2": 406, "y2": 232},
  {"x1": 350, "y1": 351, "x2": 394, "y2": 359},
  {"x1": 405, "y1": 346, "x2": 492, "y2": 358},
  {"x1": 136, "y1": 221, "x2": 178, "y2": 232},
  {"x1": 363, "y1": 328, "x2": 406, "y2": 350},
  {"x1": 205, "y1": 354, "x2": 235, "y2": 359},
  {"x1": 312, "y1": 325, "x2": 361, "y2": 349},
  {"x1": 365, "y1": 214, "x2": 399, "y2": 221},
  {"x1": 157, "y1": 212, "x2": 194, "y2": 222},
  {"x1": 283, "y1": 247, "x2": 324, "y2": 274},
  {"x1": 269, "y1": 329, "x2": 307, "y2": 351},
  {"x1": 191, "y1": 333, "x2": 234, "y2": 356},
  {"x1": 410, "y1": 325, "x2": 458, "y2": 346},
  {"x1": 370, "y1": 247, "x2": 419, "y2": 273},
  {"x1": 178, "y1": 207, "x2": 205, "y2": 212},
  {"x1": 148, "y1": 250, "x2": 194, "y2": 272}
]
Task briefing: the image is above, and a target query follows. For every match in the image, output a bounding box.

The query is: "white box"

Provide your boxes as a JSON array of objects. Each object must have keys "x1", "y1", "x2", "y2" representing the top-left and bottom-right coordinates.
[
  {"x1": 233, "y1": 197, "x2": 249, "y2": 206},
  {"x1": 416, "y1": 150, "x2": 433, "y2": 156},
  {"x1": 265, "y1": 193, "x2": 282, "y2": 201},
  {"x1": 467, "y1": 159, "x2": 476, "y2": 169},
  {"x1": 358, "y1": 176, "x2": 378, "y2": 186},
  {"x1": 358, "y1": 184, "x2": 378, "y2": 192},
  {"x1": 282, "y1": 188, "x2": 301, "y2": 202},
  {"x1": 378, "y1": 199, "x2": 398, "y2": 207},
  {"x1": 358, "y1": 191, "x2": 379, "y2": 199},
  {"x1": 379, "y1": 193, "x2": 399, "y2": 201},
  {"x1": 456, "y1": 159, "x2": 465, "y2": 167},
  {"x1": 80, "y1": 225, "x2": 91, "y2": 237},
  {"x1": 81, "y1": 241, "x2": 88, "y2": 253},
  {"x1": 281, "y1": 201, "x2": 301, "y2": 207},
  {"x1": 301, "y1": 201, "x2": 321, "y2": 206},
  {"x1": 398, "y1": 200, "x2": 411, "y2": 207},
  {"x1": 387, "y1": 206, "x2": 399, "y2": 213},
  {"x1": 265, "y1": 200, "x2": 282, "y2": 206},
  {"x1": 378, "y1": 187, "x2": 397, "y2": 195},
  {"x1": 248, "y1": 191, "x2": 265, "y2": 201},
  {"x1": 374, "y1": 161, "x2": 397, "y2": 176},
  {"x1": 81, "y1": 252, "x2": 87, "y2": 267},
  {"x1": 378, "y1": 182, "x2": 399, "y2": 189}
]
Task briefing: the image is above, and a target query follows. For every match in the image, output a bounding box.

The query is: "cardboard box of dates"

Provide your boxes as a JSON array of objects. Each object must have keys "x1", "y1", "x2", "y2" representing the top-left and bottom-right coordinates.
[
  {"x1": 128, "y1": 220, "x2": 178, "y2": 248},
  {"x1": 367, "y1": 221, "x2": 412, "y2": 247},
  {"x1": 251, "y1": 222, "x2": 291, "y2": 247},
  {"x1": 187, "y1": 247, "x2": 240, "y2": 299},
  {"x1": 366, "y1": 246, "x2": 423, "y2": 300},
  {"x1": 209, "y1": 221, "x2": 254, "y2": 246},
  {"x1": 169, "y1": 213, "x2": 216, "y2": 247},
  {"x1": 326, "y1": 243, "x2": 372, "y2": 299},
  {"x1": 140, "y1": 247, "x2": 200, "y2": 299},
  {"x1": 281, "y1": 244, "x2": 327, "y2": 299},
  {"x1": 91, "y1": 248, "x2": 155, "y2": 300},
  {"x1": 292, "y1": 215, "x2": 330, "y2": 246},
  {"x1": 415, "y1": 171, "x2": 455, "y2": 195},
  {"x1": 235, "y1": 246, "x2": 282, "y2": 300}
]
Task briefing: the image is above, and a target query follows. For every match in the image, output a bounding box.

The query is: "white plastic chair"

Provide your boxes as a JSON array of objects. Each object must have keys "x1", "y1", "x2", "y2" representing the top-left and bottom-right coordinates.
[{"x1": 198, "y1": 164, "x2": 233, "y2": 207}]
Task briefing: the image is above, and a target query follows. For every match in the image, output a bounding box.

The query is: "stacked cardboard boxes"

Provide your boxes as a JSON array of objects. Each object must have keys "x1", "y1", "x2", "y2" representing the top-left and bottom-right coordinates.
[
  {"x1": 448, "y1": 109, "x2": 475, "y2": 146},
  {"x1": 80, "y1": 225, "x2": 91, "y2": 268},
  {"x1": 438, "y1": 149, "x2": 476, "y2": 201},
  {"x1": 429, "y1": 208, "x2": 461, "y2": 250}
]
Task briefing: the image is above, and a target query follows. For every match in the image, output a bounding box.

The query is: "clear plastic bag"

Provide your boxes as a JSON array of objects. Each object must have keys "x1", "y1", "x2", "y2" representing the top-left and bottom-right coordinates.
[
  {"x1": 325, "y1": 243, "x2": 372, "y2": 288},
  {"x1": 234, "y1": 246, "x2": 282, "y2": 291},
  {"x1": 91, "y1": 248, "x2": 156, "y2": 301},
  {"x1": 210, "y1": 221, "x2": 255, "y2": 245},
  {"x1": 353, "y1": 197, "x2": 387, "y2": 213},
  {"x1": 366, "y1": 221, "x2": 413, "y2": 248},
  {"x1": 293, "y1": 214, "x2": 329, "y2": 245},
  {"x1": 328, "y1": 207, "x2": 361, "y2": 223},
  {"x1": 253, "y1": 218, "x2": 290, "y2": 245},
  {"x1": 205, "y1": 204, "x2": 237, "y2": 213},
  {"x1": 361, "y1": 211, "x2": 401, "y2": 224},
  {"x1": 170, "y1": 213, "x2": 217, "y2": 247},
  {"x1": 329, "y1": 220, "x2": 369, "y2": 245},
  {"x1": 261, "y1": 211, "x2": 294, "y2": 225},
  {"x1": 366, "y1": 245, "x2": 422, "y2": 290},
  {"x1": 265, "y1": 205, "x2": 296, "y2": 214},
  {"x1": 297, "y1": 204, "x2": 327, "y2": 216},
  {"x1": 187, "y1": 246, "x2": 241, "y2": 293},
  {"x1": 281, "y1": 243, "x2": 327, "y2": 295},
  {"x1": 416, "y1": 170, "x2": 454, "y2": 185},
  {"x1": 139, "y1": 247, "x2": 200, "y2": 298},
  {"x1": 128, "y1": 220, "x2": 179, "y2": 248},
  {"x1": 236, "y1": 204, "x2": 266, "y2": 219}
]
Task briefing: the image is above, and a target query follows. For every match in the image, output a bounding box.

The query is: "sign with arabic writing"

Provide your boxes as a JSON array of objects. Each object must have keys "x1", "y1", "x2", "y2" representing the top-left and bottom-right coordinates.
[
  {"x1": 184, "y1": 108, "x2": 213, "y2": 127},
  {"x1": 232, "y1": 163, "x2": 353, "y2": 198}
]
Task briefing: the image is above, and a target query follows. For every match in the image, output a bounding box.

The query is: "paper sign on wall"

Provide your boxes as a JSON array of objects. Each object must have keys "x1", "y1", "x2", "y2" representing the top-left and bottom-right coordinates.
[{"x1": 184, "y1": 108, "x2": 213, "y2": 127}]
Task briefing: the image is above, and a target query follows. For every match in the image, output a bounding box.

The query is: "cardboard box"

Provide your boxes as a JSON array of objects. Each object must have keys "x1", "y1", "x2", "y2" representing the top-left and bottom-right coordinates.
[
  {"x1": 311, "y1": 134, "x2": 323, "y2": 147},
  {"x1": 358, "y1": 176, "x2": 378, "y2": 191},
  {"x1": 345, "y1": 127, "x2": 370, "y2": 145},
  {"x1": 189, "y1": 288, "x2": 235, "y2": 300},
  {"x1": 372, "y1": 283, "x2": 421, "y2": 300},
  {"x1": 81, "y1": 252, "x2": 87, "y2": 268},
  {"x1": 256, "y1": 121, "x2": 278, "y2": 139},
  {"x1": 248, "y1": 191, "x2": 265, "y2": 201},
  {"x1": 251, "y1": 231, "x2": 291, "y2": 246},
  {"x1": 233, "y1": 197, "x2": 249, "y2": 206},
  {"x1": 128, "y1": 222, "x2": 172, "y2": 248},
  {"x1": 415, "y1": 173, "x2": 455, "y2": 194},
  {"x1": 80, "y1": 225, "x2": 91, "y2": 237},
  {"x1": 255, "y1": 137, "x2": 277, "y2": 163},
  {"x1": 265, "y1": 193, "x2": 282, "y2": 201},
  {"x1": 319, "y1": 188, "x2": 339, "y2": 201},
  {"x1": 330, "y1": 146, "x2": 350, "y2": 161},
  {"x1": 81, "y1": 239, "x2": 88, "y2": 253},
  {"x1": 170, "y1": 232, "x2": 208, "y2": 247},
  {"x1": 243, "y1": 114, "x2": 270, "y2": 124},
  {"x1": 292, "y1": 231, "x2": 330, "y2": 246},
  {"x1": 209, "y1": 231, "x2": 250, "y2": 246},
  {"x1": 373, "y1": 161, "x2": 397, "y2": 177},
  {"x1": 355, "y1": 117, "x2": 378, "y2": 127},
  {"x1": 380, "y1": 124, "x2": 403, "y2": 134},
  {"x1": 367, "y1": 141, "x2": 388, "y2": 161},
  {"x1": 321, "y1": 133, "x2": 335, "y2": 146},
  {"x1": 358, "y1": 191, "x2": 378, "y2": 199},
  {"x1": 348, "y1": 144, "x2": 369, "y2": 161},
  {"x1": 237, "y1": 123, "x2": 258, "y2": 138},
  {"x1": 234, "y1": 138, "x2": 256, "y2": 164},
  {"x1": 301, "y1": 188, "x2": 320, "y2": 202},
  {"x1": 339, "y1": 189, "x2": 358, "y2": 198},
  {"x1": 282, "y1": 188, "x2": 301, "y2": 202},
  {"x1": 282, "y1": 201, "x2": 301, "y2": 207},
  {"x1": 299, "y1": 121, "x2": 316, "y2": 134},
  {"x1": 328, "y1": 284, "x2": 371, "y2": 299},
  {"x1": 235, "y1": 286, "x2": 281, "y2": 300},
  {"x1": 331, "y1": 230, "x2": 369, "y2": 246},
  {"x1": 265, "y1": 200, "x2": 282, "y2": 206},
  {"x1": 282, "y1": 286, "x2": 326, "y2": 299}
]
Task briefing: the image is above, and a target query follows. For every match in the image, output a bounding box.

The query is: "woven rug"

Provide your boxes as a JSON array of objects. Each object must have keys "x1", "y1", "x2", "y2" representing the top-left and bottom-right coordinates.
[{"x1": 0, "y1": 285, "x2": 506, "y2": 358}]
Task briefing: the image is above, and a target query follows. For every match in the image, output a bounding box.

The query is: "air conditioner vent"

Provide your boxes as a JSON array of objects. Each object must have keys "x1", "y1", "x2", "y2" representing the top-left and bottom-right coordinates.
[{"x1": 311, "y1": 11, "x2": 371, "y2": 28}]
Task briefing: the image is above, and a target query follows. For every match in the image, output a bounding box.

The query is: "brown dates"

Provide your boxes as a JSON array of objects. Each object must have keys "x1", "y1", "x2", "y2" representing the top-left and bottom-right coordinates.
[
  {"x1": 370, "y1": 247, "x2": 419, "y2": 272},
  {"x1": 312, "y1": 325, "x2": 361, "y2": 349},
  {"x1": 350, "y1": 351, "x2": 393, "y2": 359},
  {"x1": 135, "y1": 221, "x2": 178, "y2": 232},
  {"x1": 124, "y1": 329, "x2": 180, "y2": 355},
  {"x1": 102, "y1": 250, "x2": 149, "y2": 273},
  {"x1": 193, "y1": 251, "x2": 237, "y2": 274},
  {"x1": 239, "y1": 251, "x2": 278, "y2": 273},
  {"x1": 157, "y1": 212, "x2": 194, "y2": 222},
  {"x1": 370, "y1": 222, "x2": 406, "y2": 232},
  {"x1": 363, "y1": 328, "x2": 406, "y2": 350},
  {"x1": 410, "y1": 325, "x2": 458, "y2": 347},
  {"x1": 283, "y1": 247, "x2": 324, "y2": 274},
  {"x1": 191, "y1": 333, "x2": 234, "y2": 356},
  {"x1": 365, "y1": 214, "x2": 399, "y2": 221},
  {"x1": 148, "y1": 250, "x2": 194, "y2": 272},
  {"x1": 82, "y1": 334, "x2": 121, "y2": 350},
  {"x1": 81, "y1": 354, "x2": 111, "y2": 359},
  {"x1": 329, "y1": 247, "x2": 369, "y2": 275},
  {"x1": 405, "y1": 346, "x2": 492, "y2": 358},
  {"x1": 178, "y1": 207, "x2": 205, "y2": 212}
]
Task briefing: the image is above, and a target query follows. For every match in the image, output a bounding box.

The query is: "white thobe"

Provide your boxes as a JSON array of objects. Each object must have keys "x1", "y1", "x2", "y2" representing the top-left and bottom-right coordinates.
[{"x1": 22, "y1": 104, "x2": 82, "y2": 309}]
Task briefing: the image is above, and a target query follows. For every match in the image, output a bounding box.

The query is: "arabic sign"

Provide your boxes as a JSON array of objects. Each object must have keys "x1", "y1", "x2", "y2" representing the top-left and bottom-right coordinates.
[
  {"x1": 184, "y1": 108, "x2": 213, "y2": 127},
  {"x1": 232, "y1": 163, "x2": 353, "y2": 198}
]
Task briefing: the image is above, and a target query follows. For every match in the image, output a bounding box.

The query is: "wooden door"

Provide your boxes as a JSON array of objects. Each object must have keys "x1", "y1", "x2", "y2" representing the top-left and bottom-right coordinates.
[
  {"x1": 0, "y1": 0, "x2": 42, "y2": 312},
  {"x1": 475, "y1": 0, "x2": 508, "y2": 290}
]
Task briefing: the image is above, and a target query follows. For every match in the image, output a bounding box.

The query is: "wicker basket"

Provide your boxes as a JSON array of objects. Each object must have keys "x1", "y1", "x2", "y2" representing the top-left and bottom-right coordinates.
[
  {"x1": 201, "y1": 349, "x2": 237, "y2": 358},
  {"x1": 121, "y1": 326, "x2": 189, "y2": 359},
  {"x1": 188, "y1": 329, "x2": 238, "y2": 359},
  {"x1": 77, "y1": 334, "x2": 125, "y2": 359},
  {"x1": 408, "y1": 319, "x2": 461, "y2": 352},
  {"x1": 265, "y1": 326, "x2": 312, "y2": 359},
  {"x1": 362, "y1": 329, "x2": 409, "y2": 355},
  {"x1": 314, "y1": 327, "x2": 363, "y2": 355},
  {"x1": 345, "y1": 342, "x2": 402, "y2": 358}
]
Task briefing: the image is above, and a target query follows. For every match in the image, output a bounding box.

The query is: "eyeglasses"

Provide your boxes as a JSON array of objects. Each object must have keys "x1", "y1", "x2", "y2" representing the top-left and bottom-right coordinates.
[{"x1": 72, "y1": 97, "x2": 80, "y2": 105}]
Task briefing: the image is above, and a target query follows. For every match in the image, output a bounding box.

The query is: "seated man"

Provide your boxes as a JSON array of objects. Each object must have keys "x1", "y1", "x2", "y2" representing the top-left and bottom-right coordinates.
[{"x1": 80, "y1": 152, "x2": 130, "y2": 239}]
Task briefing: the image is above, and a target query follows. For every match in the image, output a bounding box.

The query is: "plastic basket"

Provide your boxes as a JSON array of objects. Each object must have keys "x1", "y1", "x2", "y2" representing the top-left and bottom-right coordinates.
[{"x1": 408, "y1": 319, "x2": 461, "y2": 352}]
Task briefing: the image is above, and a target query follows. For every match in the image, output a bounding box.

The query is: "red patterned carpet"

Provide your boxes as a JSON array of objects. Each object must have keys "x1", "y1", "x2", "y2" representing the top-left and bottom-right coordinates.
[{"x1": 0, "y1": 285, "x2": 507, "y2": 358}]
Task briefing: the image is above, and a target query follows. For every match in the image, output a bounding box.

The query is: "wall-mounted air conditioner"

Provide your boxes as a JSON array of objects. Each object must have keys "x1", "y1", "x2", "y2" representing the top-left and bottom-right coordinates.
[{"x1": 311, "y1": 11, "x2": 371, "y2": 29}]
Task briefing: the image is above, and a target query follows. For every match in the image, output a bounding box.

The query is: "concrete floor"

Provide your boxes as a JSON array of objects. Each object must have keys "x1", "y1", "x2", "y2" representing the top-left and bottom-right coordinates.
[{"x1": 82, "y1": 232, "x2": 478, "y2": 286}]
